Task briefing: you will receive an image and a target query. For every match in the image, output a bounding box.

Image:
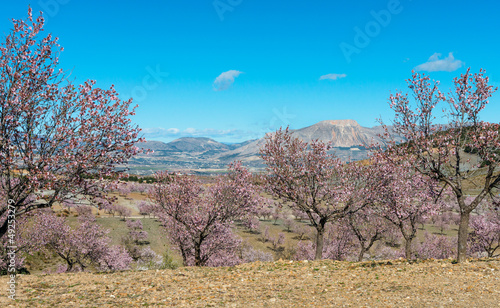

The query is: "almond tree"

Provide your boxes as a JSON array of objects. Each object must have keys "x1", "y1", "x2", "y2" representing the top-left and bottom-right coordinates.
[
  {"x1": 117, "y1": 183, "x2": 132, "y2": 197},
  {"x1": 20, "y1": 210, "x2": 132, "y2": 272},
  {"x1": 294, "y1": 220, "x2": 357, "y2": 261},
  {"x1": 136, "y1": 200, "x2": 155, "y2": 218},
  {"x1": 241, "y1": 216, "x2": 260, "y2": 233},
  {"x1": 240, "y1": 244, "x2": 274, "y2": 263},
  {"x1": 372, "y1": 157, "x2": 440, "y2": 259},
  {"x1": 345, "y1": 205, "x2": 391, "y2": 262},
  {"x1": 74, "y1": 205, "x2": 93, "y2": 217},
  {"x1": 260, "y1": 128, "x2": 375, "y2": 260},
  {"x1": 468, "y1": 206, "x2": 500, "y2": 258},
  {"x1": 292, "y1": 223, "x2": 310, "y2": 241},
  {"x1": 283, "y1": 218, "x2": 295, "y2": 232},
  {"x1": 122, "y1": 219, "x2": 149, "y2": 260},
  {"x1": 417, "y1": 232, "x2": 457, "y2": 260},
  {"x1": 256, "y1": 204, "x2": 273, "y2": 221},
  {"x1": 380, "y1": 69, "x2": 499, "y2": 262},
  {"x1": 126, "y1": 219, "x2": 148, "y2": 243},
  {"x1": 0, "y1": 8, "x2": 143, "y2": 239},
  {"x1": 271, "y1": 207, "x2": 282, "y2": 225},
  {"x1": 114, "y1": 204, "x2": 132, "y2": 220},
  {"x1": 148, "y1": 162, "x2": 262, "y2": 266}
]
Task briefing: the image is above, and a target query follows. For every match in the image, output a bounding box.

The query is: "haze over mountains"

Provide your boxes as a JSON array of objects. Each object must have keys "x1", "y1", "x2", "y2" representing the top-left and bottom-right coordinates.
[{"x1": 126, "y1": 120, "x2": 399, "y2": 175}]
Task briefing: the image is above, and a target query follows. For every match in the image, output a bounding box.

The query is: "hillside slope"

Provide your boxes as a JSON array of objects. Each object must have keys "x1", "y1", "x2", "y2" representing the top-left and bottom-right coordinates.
[
  {"x1": 127, "y1": 120, "x2": 401, "y2": 174},
  {"x1": 2, "y1": 258, "x2": 499, "y2": 307},
  {"x1": 215, "y1": 119, "x2": 398, "y2": 166}
]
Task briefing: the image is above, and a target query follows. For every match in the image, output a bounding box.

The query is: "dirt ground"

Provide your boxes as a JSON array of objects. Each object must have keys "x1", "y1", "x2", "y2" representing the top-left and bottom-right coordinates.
[{"x1": 1, "y1": 258, "x2": 499, "y2": 307}]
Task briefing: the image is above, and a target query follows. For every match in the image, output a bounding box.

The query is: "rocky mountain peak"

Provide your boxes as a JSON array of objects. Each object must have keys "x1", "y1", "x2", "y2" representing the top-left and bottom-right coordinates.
[
  {"x1": 316, "y1": 119, "x2": 360, "y2": 127},
  {"x1": 129, "y1": 119, "x2": 400, "y2": 174}
]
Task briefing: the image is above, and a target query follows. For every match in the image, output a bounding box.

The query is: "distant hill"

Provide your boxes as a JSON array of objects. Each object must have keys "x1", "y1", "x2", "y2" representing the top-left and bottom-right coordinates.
[
  {"x1": 139, "y1": 137, "x2": 234, "y2": 155},
  {"x1": 292, "y1": 119, "x2": 388, "y2": 147},
  {"x1": 215, "y1": 119, "x2": 398, "y2": 167},
  {"x1": 126, "y1": 120, "x2": 400, "y2": 175}
]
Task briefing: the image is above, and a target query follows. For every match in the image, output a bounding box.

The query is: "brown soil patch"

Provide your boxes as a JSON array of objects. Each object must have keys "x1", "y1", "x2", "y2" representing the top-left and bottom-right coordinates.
[{"x1": 1, "y1": 258, "x2": 499, "y2": 307}]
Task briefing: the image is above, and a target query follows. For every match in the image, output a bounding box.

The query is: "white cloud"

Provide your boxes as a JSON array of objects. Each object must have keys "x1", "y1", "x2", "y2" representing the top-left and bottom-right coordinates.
[
  {"x1": 142, "y1": 127, "x2": 180, "y2": 136},
  {"x1": 167, "y1": 128, "x2": 179, "y2": 134},
  {"x1": 414, "y1": 52, "x2": 463, "y2": 72},
  {"x1": 319, "y1": 73, "x2": 347, "y2": 81},
  {"x1": 213, "y1": 70, "x2": 243, "y2": 91}
]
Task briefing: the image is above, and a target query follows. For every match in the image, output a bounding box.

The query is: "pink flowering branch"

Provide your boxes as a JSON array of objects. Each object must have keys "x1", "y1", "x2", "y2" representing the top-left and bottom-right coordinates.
[
  {"x1": 260, "y1": 127, "x2": 381, "y2": 260},
  {"x1": 370, "y1": 155, "x2": 442, "y2": 259},
  {"x1": 379, "y1": 68, "x2": 499, "y2": 262},
  {"x1": 148, "y1": 162, "x2": 262, "y2": 266},
  {"x1": 0, "y1": 8, "x2": 145, "y2": 239}
]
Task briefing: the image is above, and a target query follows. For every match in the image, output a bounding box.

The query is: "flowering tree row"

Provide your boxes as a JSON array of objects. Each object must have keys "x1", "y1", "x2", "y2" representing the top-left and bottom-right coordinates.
[{"x1": 260, "y1": 121, "x2": 499, "y2": 263}]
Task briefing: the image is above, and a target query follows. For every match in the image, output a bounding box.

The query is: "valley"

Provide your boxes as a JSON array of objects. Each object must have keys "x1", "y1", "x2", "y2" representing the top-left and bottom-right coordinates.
[{"x1": 125, "y1": 119, "x2": 400, "y2": 175}]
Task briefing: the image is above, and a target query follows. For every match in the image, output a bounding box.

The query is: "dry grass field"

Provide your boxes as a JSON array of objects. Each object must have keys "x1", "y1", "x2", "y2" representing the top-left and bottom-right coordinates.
[
  {"x1": 9, "y1": 184, "x2": 498, "y2": 308},
  {"x1": 2, "y1": 258, "x2": 499, "y2": 307}
]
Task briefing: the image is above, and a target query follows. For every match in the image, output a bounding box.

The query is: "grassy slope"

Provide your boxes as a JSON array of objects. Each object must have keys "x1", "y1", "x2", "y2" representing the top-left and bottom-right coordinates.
[
  {"x1": 3, "y1": 258, "x2": 500, "y2": 307},
  {"x1": 24, "y1": 190, "x2": 461, "y2": 273}
]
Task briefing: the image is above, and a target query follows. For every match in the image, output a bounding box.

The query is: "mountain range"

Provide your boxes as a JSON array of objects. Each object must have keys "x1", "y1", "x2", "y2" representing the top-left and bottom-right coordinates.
[{"x1": 125, "y1": 119, "x2": 400, "y2": 175}]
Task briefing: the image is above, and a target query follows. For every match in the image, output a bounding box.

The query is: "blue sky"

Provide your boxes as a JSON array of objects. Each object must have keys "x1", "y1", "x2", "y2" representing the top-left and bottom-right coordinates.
[{"x1": 1, "y1": 0, "x2": 500, "y2": 143}]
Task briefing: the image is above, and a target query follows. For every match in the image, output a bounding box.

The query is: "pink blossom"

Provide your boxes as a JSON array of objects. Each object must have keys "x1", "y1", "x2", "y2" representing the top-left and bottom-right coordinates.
[{"x1": 378, "y1": 68, "x2": 499, "y2": 263}]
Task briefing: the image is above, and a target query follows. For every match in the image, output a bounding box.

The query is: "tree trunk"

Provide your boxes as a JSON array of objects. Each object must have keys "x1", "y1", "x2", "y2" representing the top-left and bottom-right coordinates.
[
  {"x1": 0, "y1": 219, "x2": 8, "y2": 240},
  {"x1": 179, "y1": 245, "x2": 189, "y2": 266},
  {"x1": 457, "y1": 210, "x2": 471, "y2": 263},
  {"x1": 357, "y1": 234, "x2": 379, "y2": 262},
  {"x1": 358, "y1": 245, "x2": 366, "y2": 262},
  {"x1": 194, "y1": 242, "x2": 202, "y2": 266},
  {"x1": 404, "y1": 236, "x2": 414, "y2": 260},
  {"x1": 314, "y1": 227, "x2": 324, "y2": 260}
]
